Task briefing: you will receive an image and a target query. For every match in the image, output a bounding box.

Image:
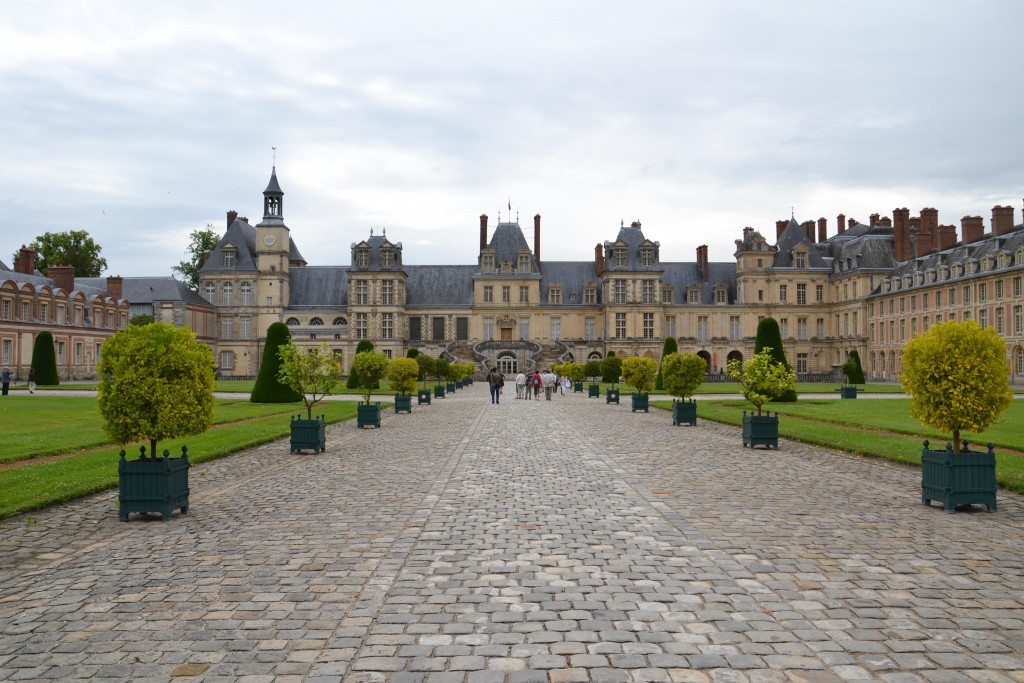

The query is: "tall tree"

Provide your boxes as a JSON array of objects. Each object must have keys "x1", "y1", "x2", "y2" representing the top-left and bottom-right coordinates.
[
  {"x1": 171, "y1": 225, "x2": 221, "y2": 290},
  {"x1": 18, "y1": 230, "x2": 107, "y2": 276},
  {"x1": 31, "y1": 331, "x2": 59, "y2": 385},
  {"x1": 251, "y1": 323, "x2": 301, "y2": 403}
]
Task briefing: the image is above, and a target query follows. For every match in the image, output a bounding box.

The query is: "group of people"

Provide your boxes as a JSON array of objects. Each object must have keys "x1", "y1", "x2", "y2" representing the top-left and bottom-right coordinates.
[
  {"x1": 485, "y1": 366, "x2": 571, "y2": 404},
  {"x1": 1, "y1": 367, "x2": 36, "y2": 396}
]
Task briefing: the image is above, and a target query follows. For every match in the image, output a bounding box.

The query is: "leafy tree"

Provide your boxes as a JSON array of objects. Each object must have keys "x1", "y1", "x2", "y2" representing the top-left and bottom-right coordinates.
[
  {"x1": 31, "y1": 331, "x2": 59, "y2": 385},
  {"x1": 727, "y1": 347, "x2": 796, "y2": 416},
  {"x1": 655, "y1": 336, "x2": 678, "y2": 390},
  {"x1": 347, "y1": 340, "x2": 376, "y2": 389},
  {"x1": 171, "y1": 225, "x2": 221, "y2": 290},
  {"x1": 129, "y1": 314, "x2": 156, "y2": 326},
  {"x1": 565, "y1": 362, "x2": 587, "y2": 384},
  {"x1": 415, "y1": 354, "x2": 436, "y2": 388},
  {"x1": 18, "y1": 230, "x2": 108, "y2": 276},
  {"x1": 841, "y1": 350, "x2": 866, "y2": 384},
  {"x1": 435, "y1": 357, "x2": 451, "y2": 383},
  {"x1": 277, "y1": 342, "x2": 341, "y2": 419},
  {"x1": 387, "y1": 357, "x2": 420, "y2": 396},
  {"x1": 97, "y1": 322, "x2": 215, "y2": 457},
  {"x1": 584, "y1": 359, "x2": 602, "y2": 381},
  {"x1": 900, "y1": 320, "x2": 1011, "y2": 453},
  {"x1": 600, "y1": 354, "x2": 622, "y2": 385},
  {"x1": 755, "y1": 317, "x2": 797, "y2": 402},
  {"x1": 350, "y1": 350, "x2": 389, "y2": 404},
  {"x1": 406, "y1": 348, "x2": 419, "y2": 359},
  {"x1": 622, "y1": 357, "x2": 658, "y2": 395},
  {"x1": 662, "y1": 352, "x2": 706, "y2": 400},
  {"x1": 251, "y1": 322, "x2": 301, "y2": 403}
]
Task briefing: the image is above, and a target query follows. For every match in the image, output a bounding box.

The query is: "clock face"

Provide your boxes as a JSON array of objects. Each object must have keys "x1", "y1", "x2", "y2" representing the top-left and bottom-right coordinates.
[{"x1": 263, "y1": 234, "x2": 276, "y2": 246}]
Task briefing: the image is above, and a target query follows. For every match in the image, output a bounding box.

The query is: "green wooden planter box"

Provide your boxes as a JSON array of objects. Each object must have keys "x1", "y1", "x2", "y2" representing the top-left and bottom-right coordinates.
[
  {"x1": 672, "y1": 399, "x2": 697, "y2": 426},
  {"x1": 446, "y1": 382, "x2": 456, "y2": 393},
  {"x1": 588, "y1": 384, "x2": 600, "y2": 398},
  {"x1": 434, "y1": 385, "x2": 446, "y2": 398},
  {"x1": 606, "y1": 388, "x2": 620, "y2": 405},
  {"x1": 118, "y1": 446, "x2": 190, "y2": 521},
  {"x1": 742, "y1": 412, "x2": 779, "y2": 449},
  {"x1": 417, "y1": 389, "x2": 432, "y2": 405},
  {"x1": 921, "y1": 440, "x2": 997, "y2": 512},
  {"x1": 290, "y1": 415, "x2": 327, "y2": 453},
  {"x1": 574, "y1": 381, "x2": 583, "y2": 393},
  {"x1": 455, "y1": 380, "x2": 464, "y2": 389},
  {"x1": 357, "y1": 402, "x2": 382, "y2": 428},
  {"x1": 630, "y1": 393, "x2": 649, "y2": 412},
  {"x1": 394, "y1": 394, "x2": 413, "y2": 414},
  {"x1": 838, "y1": 385, "x2": 859, "y2": 399}
]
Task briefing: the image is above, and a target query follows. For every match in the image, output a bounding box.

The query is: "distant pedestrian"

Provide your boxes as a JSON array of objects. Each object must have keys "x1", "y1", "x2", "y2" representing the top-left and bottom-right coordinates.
[
  {"x1": 561, "y1": 375, "x2": 570, "y2": 395},
  {"x1": 486, "y1": 367, "x2": 502, "y2": 404},
  {"x1": 1, "y1": 368, "x2": 10, "y2": 396},
  {"x1": 542, "y1": 369, "x2": 555, "y2": 400},
  {"x1": 515, "y1": 371, "x2": 526, "y2": 399},
  {"x1": 531, "y1": 371, "x2": 542, "y2": 400},
  {"x1": 28, "y1": 367, "x2": 36, "y2": 395}
]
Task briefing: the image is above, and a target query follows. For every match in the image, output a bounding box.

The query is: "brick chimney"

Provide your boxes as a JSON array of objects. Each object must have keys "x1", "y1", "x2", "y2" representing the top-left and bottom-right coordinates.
[
  {"x1": 817, "y1": 217, "x2": 827, "y2": 242},
  {"x1": 697, "y1": 245, "x2": 709, "y2": 282},
  {"x1": 106, "y1": 275, "x2": 123, "y2": 300},
  {"x1": 937, "y1": 224, "x2": 958, "y2": 250},
  {"x1": 908, "y1": 216, "x2": 922, "y2": 258},
  {"x1": 49, "y1": 264, "x2": 75, "y2": 292},
  {"x1": 992, "y1": 205, "x2": 1015, "y2": 236},
  {"x1": 802, "y1": 221, "x2": 815, "y2": 242},
  {"x1": 14, "y1": 245, "x2": 36, "y2": 275},
  {"x1": 227, "y1": 210, "x2": 237, "y2": 228},
  {"x1": 595, "y1": 244, "x2": 604, "y2": 277},
  {"x1": 961, "y1": 215, "x2": 984, "y2": 243},
  {"x1": 776, "y1": 220, "x2": 788, "y2": 240},
  {"x1": 837, "y1": 214, "x2": 846, "y2": 234},
  {"x1": 878, "y1": 216, "x2": 892, "y2": 227},
  {"x1": 869, "y1": 213, "x2": 880, "y2": 226},
  {"x1": 534, "y1": 214, "x2": 541, "y2": 265},
  {"x1": 917, "y1": 208, "x2": 937, "y2": 255},
  {"x1": 479, "y1": 214, "x2": 488, "y2": 252},
  {"x1": 848, "y1": 217, "x2": 857, "y2": 230},
  {"x1": 893, "y1": 208, "x2": 910, "y2": 262}
]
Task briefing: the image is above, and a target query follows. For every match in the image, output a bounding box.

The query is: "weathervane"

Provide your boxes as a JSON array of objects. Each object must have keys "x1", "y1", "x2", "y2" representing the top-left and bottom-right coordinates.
[{"x1": 272, "y1": 146, "x2": 276, "y2": 165}]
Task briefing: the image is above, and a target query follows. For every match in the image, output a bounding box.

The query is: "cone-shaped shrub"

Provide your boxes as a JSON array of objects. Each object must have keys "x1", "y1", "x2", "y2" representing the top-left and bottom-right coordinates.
[
  {"x1": 655, "y1": 336, "x2": 678, "y2": 390},
  {"x1": 31, "y1": 331, "x2": 59, "y2": 385},
  {"x1": 842, "y1": 349, "x2": 866, "y2": 384},
  {"x1": 754, "y1": 317, "x2": 797, "y2": 402},
  {"x1": 251, "y1": 322, "x2": 301, "y2": 403}
]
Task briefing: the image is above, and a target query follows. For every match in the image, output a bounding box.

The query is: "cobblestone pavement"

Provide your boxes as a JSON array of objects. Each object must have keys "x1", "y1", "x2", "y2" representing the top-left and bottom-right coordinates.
[{"x1": 1, "y1": 386, "x2": 1022, "y2": 683}]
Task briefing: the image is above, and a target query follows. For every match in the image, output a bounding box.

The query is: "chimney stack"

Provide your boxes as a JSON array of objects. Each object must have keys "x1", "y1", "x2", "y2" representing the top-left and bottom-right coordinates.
[
  {"x1": 848, "y1": 217, "x2": 857, "y2": 230},
  {"x1": 917, "y1": 208, "x2": 937, "y2": 255},
  {"x1": 992, "y1": 205, "x2": 1015, "y2": 236},
  {"x1": 479, "y1": 214, "x2": 488, "y2": 252},
  {"x1": 15, "y1": 245, "x2": 36, "y2": 275},
  {"x1": 106, "y1": 275, "x2": 123, "y2": 300},
  {"x1": 869, "y1": 213, "x2": 880, "y2": 226},
  {"x1": 878, "y1": 216, "x2": 892, "y2": 227},
  {"x1": 801, "y1": 221, "x2": 815, "y2": 242},
  {"x1": 595, "y1": 244, "x2": 604, "y2": 277},
  {"x1": 893, "y1": 208, "x2": 910, "y2": 262},
  {"x1": 49, "y1": 264, "x2": 75, "y2": 293},
  {"x1": 817, "y1": 217, "x2": 827, "y2": 242},
  {"x1": 534, "y1": 214, "x2": 541, "y2": 265},
  {"x1": 227, "y1": 210, "x2": 237, "y2": 228},
  {"x1": 937, "y1": 224, "x2": 958, "y2": 250},
  {"x1": 961, "y1": 215, "x2": 984, "y2": 243},
  {"x1": 697, "y1": 245, "x2": 709, "y2": 282},
  {"x1": 776, "y1": 220, "x2": 788, "y2": 240},
  {"x1": 837, "y1": 214, "x2": 846, "y2": 234}
]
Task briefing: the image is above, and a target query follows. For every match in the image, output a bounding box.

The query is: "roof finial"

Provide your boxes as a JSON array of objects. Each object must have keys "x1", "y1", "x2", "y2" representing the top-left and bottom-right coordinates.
[
  {"x1": 272, "y1": 146, "x2": 276, "y2": 166},
  {"x1": 791, "y1": 206, "x2": 794, "y2": 219},
  {"x1": 383, "y1": 227, "x2": 386, "y2": 237},
  {"x1": 370, "y1": 227, "x2": 374, "y2": 236},
  {"x1": 621, "y1": 219, "x2": 624, "y2": 227}
]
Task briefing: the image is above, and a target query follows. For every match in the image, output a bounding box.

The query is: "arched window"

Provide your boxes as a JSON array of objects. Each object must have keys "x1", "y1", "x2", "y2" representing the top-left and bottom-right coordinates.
[
  {"x1": 332, "y1": 317, "x2": 347, "y2": 325},
  {"x1": 222, "y1": 282, "x2": 233, "y2": 306},
  {"x1": 587, "y1": 352, "x2": 602, "y2": 360},
  {"x1": 285, "y1": 317, "x2": 300, "y2": 326},
  {"x1": 240, "y1": 281, "x2": 252, "y2": 306},
  {"x1": 1016, "y1": 347, "x2": 1024, "y2": 375},
  {"x1": 309, "y1": 317, "x2": 324, "y2": 326}
]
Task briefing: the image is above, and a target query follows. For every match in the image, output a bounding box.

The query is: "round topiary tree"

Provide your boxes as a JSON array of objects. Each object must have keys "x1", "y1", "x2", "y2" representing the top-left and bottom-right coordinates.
[
  {"x1": 415, "y1": 354, "x2": 436, "y2": 388},
  {"x1": 97, "y1": 322, "x2": 215, "y2": 457},
  {"x1": 662, "y1": 352, "x2": 706, "y2": 400},
  {"x1": 900, "y1": 320, "x2": 1011, "y2": 454},
  {"x1": 387, "y1": 357, "x2": 420, "y2": 396},
  {"x1": 622, "y1": 356, "x2": 658, "y2": 396},
  {"x1": 727, "y1": 347, "x2": 797, "y2": 416},
  {"x1": 584, "y1": 359, "x2": 602, "y2": 382},
  {"x1": 842, "y1": 349, "x2": 866, "y2": 384},
  {"x1": 655, "y1": 336, "x2": 678, "y2": 390},
  {"x1": 600, "y1": 354, "x2": 622, "y2": 386},
  {"x1": 251, "y1": 322, "x2": 301, "y2": 403},
  {"x1": 351, "y1": 350, "x2": 390, "y2": 404},
  {"x1": 277, "y1": 342, "x2": 341, "y2": 419},
  {"x1": 406, "y1": 348, "x2": 419, "y2": 359},
  {"x1": 31, "y1": 331, "x2": 59, "y2": 385},
  {"x1": 755, "y1": 317, "x2": 797, "y2": 402},
  {"x1": 347, "y1": 340, "x2": 376, "y2": 389}
]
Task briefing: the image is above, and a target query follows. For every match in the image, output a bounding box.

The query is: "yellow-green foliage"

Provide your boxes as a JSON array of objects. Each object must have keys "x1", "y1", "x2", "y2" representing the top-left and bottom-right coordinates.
[
  {"x1": 387, "y1": 357, "x2": 420, "y2": 396},
  {"x1": 900, "y1": 320, "x2": 1011, "y2": 453},
  {"x1": 351, "y1": 350, "x2": 390, "y2": 404},
  {"x1": 277, "y1": 342, "x2": 341, "y2": 419},
  {"x1": 661, "y1": 352, "x2": 706, "y2": 399},
  {"x1": 97, "y1": 322, "x2": 215, "y2": 455},
  {"x1": 622, "y1": 356, "x2": 658, "y2": 394},
  {"x1": 564, "y1": 362, "x2": 587, "y2": 383},
  {"x1": 727, "y1": 347, "x2": 796, "y2": 415}
]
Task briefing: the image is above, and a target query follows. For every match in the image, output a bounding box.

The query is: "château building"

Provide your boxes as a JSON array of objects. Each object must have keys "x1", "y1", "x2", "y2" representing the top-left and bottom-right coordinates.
[{"x1": 199, "y1": 168, "x2": 1024, "y2": 384}]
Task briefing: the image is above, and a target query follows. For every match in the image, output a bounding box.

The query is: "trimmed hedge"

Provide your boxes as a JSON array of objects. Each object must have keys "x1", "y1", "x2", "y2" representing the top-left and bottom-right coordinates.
[{"x1": 250, "y1": 322, "x2": 301, "y2": 403}]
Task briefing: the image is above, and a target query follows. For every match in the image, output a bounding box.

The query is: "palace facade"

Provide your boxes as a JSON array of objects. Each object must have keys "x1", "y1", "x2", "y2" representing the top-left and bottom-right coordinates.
[{"x1": 198, "y1": 168, "x2": 1024, "y2": 384}]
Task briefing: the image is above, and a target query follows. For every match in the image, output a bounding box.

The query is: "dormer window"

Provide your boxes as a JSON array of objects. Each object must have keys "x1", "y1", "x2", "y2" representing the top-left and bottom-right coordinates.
[
  {"x1": 1016, "y1": 248, "x2": 1024, "y2": 266},
  {"x1": 687, "y1": 287, "x2": 700, "y2": 304},
  {"x1": 380, "y1": 249, "x2": 394, "y2": 268},
  {"x1": 614, "y1": 248, "x2": 627, "y2": 268},
  {"x1": 547, "y1": 285, "x2": 562, "y2": 304},
  {"x1": 639, "y1": 247, "x2": 655, "y2": 266},
  {"x1": 482, "y1": 253, "x2": 495, "y2": 273},
  {"x1": 966, "y1": 261, "x2": 976, "y2": 275},
  {"x1": 517, "y1": 253, "x2": 531, "y2": 272},
  {"x1": 714, "y1": 287, "x2": 728, "y2": 304},
  {"x1": 981, "y1": 257, "x2": 991, "y2": 272},
  {"x1": 795, "y1": 251, "x2": 806, "y2": 268},
  {"x1": 356, "y1": 248, "x2": 371, "y2": 268},
  {"x1": 222, "y1": 248, "x2": 236, "y2": 269},
  {"x1": 584, "y1": 286, "x2": 597, "y2": 304}
]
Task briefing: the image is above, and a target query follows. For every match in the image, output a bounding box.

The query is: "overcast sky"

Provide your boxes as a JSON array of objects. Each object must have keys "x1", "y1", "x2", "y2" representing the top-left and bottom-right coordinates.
[{"x1": 3, "y1": 1, "x2": 1022, "y2": 278}]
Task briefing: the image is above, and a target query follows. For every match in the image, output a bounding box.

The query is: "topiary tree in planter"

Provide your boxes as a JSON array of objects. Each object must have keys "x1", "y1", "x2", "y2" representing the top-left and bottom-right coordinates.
[
  {"x1": 755, "y1": 317, "x2": 797, "y2": 402},
  {"x1": 97, "y1": 322, "x2": 215, "y2": 520},
  {"x1": 565, "y1": 361, "x2": 587, "y2": 392},
  {"x1": 31, "y1": 331, "x2": 59, "y2": 386},
  {"x1": 351, "y1": 350, "x2": 389, "y2": 428},
  {"x1": 842, "y1": 349, "x2": 866, "y2": 385},
  {"x1": 277, "y1": 342, "x2": 340, "y2": 453},
  {"x1": 387, "y1": 357, "x2": 419, "y2": 413},
  {"x1": 662, "y1": 352, "x2": 706, "y2": 425},
  {"x1": 727, "y1": 347, "x2": 796, "y2": 449},
  {"x1": 622, "y1": 356, "x2": 658, "y2": 412},
  {"x1": 584, "y1": 359, "x2": 602, "y2": 381},
  {"x1": 600, "y1": 353, "x2": 622, "y2": 386},
  {"x1": 654, "y1": 336, "x2": 678, "y2": 390},
  {"x1": 347, "y1": 340, "x2": 376, "y2": 389},
  {"x1": 251, "y1": 322, "x2": 301, "y2": 403}
]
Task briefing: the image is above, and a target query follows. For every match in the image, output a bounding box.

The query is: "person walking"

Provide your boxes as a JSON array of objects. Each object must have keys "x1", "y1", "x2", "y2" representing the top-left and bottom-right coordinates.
[
  {"x1": 561, "y1": 374, "x2": 570, "y2": 395},
  {"x1": 515, "y1": 371, "x2": 526, "y2": 399},
  {"x1": 28, "y1": 367, "x2": 36, "y2": 395},
  {"x1": 486, "y1": 367, "x2": 502, "y2": 404},
  {"x1": 1, "y1": 367, "x2": 10, "y2": 396},
  {"x1": 531, "y1": 370, "x2": 542, "y2": 400},
  {"x1": 542, "y1": 369, "x2": 555, "y2": 400}
]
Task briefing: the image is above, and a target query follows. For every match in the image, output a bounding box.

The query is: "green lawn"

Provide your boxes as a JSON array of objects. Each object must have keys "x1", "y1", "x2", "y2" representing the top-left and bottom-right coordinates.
[
  {"x1": 0, "y1": 397, "x2": 362, "y2": 519},
  {"x1": 651, "y1": 397, "x2": 1024, "y2": 495}
]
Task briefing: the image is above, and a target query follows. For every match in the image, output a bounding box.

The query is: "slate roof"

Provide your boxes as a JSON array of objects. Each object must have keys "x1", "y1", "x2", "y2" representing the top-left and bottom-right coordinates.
[
  {"x1": 537, "y1": 262, "x2": 599, "y2": 305},
  {"x1": 602, "y1": 223, "x2": 662, "y2": 272},
  {"x1": 289, "y1": 267, "x2": 350, "y2": 307},
  {"x1": 406, "y1": 266, "x2": 476, "y2": 307},
  {"x1": 75, "y1": 277, "x2": 210, "y2": 305},
  {"x1": 660, "y1": 262, "x2": 737, "y2": 304},
  {"x1": 200, "y1": 218, "x2": 258, "y2": 274},
  {"x1": 774, "y1": 219, "x2": 830, "y2": 269},
  {"x1": 350, "y1": 233, "x2": 403, "y2": 271},
  {"x1": 487, "y1": 222, "x2": 536, "y2": 271},
  {"x1": 0, "y1": 259, "x2": 9, "y2": 271},
  {"x1": 5, "y1": 272, "x2": 110, "y2": 298}
]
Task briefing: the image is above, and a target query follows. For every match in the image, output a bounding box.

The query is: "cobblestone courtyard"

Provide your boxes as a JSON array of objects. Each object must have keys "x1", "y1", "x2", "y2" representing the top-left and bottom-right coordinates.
[{"x1": 1, "y1": 386, "x2": 1022, "y2": 682}]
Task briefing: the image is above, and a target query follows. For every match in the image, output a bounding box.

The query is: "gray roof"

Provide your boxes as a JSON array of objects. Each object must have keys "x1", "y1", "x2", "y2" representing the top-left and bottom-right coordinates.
[
  {"x1": 289, "y1": 267, "x2": 349, "y2": 306},
  {"x1": 538, "y1": 261, "x2": 600, "y2": 304},
  {"x1": 829, "y1": 233, "x2": 896, "y2": 274},
  {"x1": 406, "y1": 266, "x2": 476, "y2": 307},
  {"x1": 602, "y1": 223, "x2": 661, "y2": 272},
  {"x1": 660, "y1": 262, "x2": 737, "y2": 304},
  {"x1": 774, "y1": 219, "x2": 830, "y2": 268},
  {"x1": 350, "y1": 233, "x2": 403, "y2": 271},
  {"x1": 200, "y1": 219, "x2": 258, "y2": 274},
  {"x1": 0, "y1": 259, "x2": 9, "y2": 271},
  {"x1": 5, "y1": 271, "x2": 110, "y2": 298},
  {"x1": 76, "y1": 276, "x2": 210, "y2": 306},
  {"x1": 487, "y1": 222, "x2": 536, "y2": 271}
]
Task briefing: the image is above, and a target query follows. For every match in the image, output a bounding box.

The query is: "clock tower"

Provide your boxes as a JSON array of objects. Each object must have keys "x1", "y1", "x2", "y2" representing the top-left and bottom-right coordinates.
[{"x1": 255, "y1": 167, "x2": 291, "y2": 315}]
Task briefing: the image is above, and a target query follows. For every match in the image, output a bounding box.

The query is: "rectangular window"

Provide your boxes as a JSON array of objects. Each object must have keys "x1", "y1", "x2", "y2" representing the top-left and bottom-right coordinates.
[
  {"x1": 900, "y1": 319, "x2": 906, "y2": 341},
  {"x1": 1, "y1": 300, "x2": 9, "y2": 320},
  {"x1": 432, "y1": 317, "x2": 445, "y2": 341},
  {"x1": 57, "y1": 340, "x2": 66, "y2": 365},
  {"x1": 910, "y1": 295, "x2": 917, "y2": 312},
  {"x1": 354, "y1": 280, "x2": 368, "y2": 305},
  {"x1": 21, "y1": 302, "x2": 29, "y2": 321},
  {"x1": 219, "y1": 350, "x2": 234, "y2": 370},
  {"x1": 518, "y1": 254, "x2": 530, "y2": 272},
  {"x1": 520, "y1": 317, "x2": 530, "y2": 341},
  {"x1": 796, "y1": 353, "x2": 808, "y2": 374},
  {"x1": 642, "y1": 313, "x2": 654, "y2": 339},
  {"x1": 240, "y1": 316, "x2": 251, "y2": 340},
  {"x1": 715, "y1": 289, "x2": 727, "y2": 304},
  {"x1": 979, "y1": 283, "x2": 987, "y2": 303},
  {"x1": 996, "y1": 280, "x2": 1004, "y2": 299},
  {"x1": 520, "y1": 286, "x2": 530, "y2": 303},
  {"x1": 688, "y1": 289, "x2": 700, "y2": 304},
  {"x1": 935, "y1": 290, "x2": 942, "y2": 307},
  {"x1": 1015, "y1": 305, "x2": 1023, "y2": 335},
  {"x1": 456, "y1": 317, "x2": 469, "y2": 341},
  {"x1": 222, "y1": 251, "x2": 236, "y2": 269},
  {"x1": 779, "y1": 285, "x2": 787, "y2": 302},
  {"x1": 1015, "y1": 277, "x2": 1022, "y2": 297},
  {"x1": 900, "y1": 297, "x2": 905, "y2": 313},
  {"x1": 995, "y1": 307, "x2": 1005, "y2": 334},
  {"x1": 483, "y1": 318, "x2": 494, "y2": 341},
  {"x1": 843, "y1": 313, "x2": 848, "y2": 337},
  {"x1": 730, "y1": 316, "x2": 740, "y2": 341},
  {"x1": 356, "y1": 313, "x2": 368, "y2": 339},
  {"x1": 614, "y1": 280, "x2": 628, "y2": 304},
  {"x1": 40, "y1": 303, "x2": 48, "y2": 322},
  {"x1": 409, "y1": 317, "x2": 422, "y2": 341},
  {"x1": 796, "y1": 252, "x2": 806, "y2": 268},
  {"x1": 816, "y1": 318, "x2": 824, "y2": 339},
  {"x1": 483, "y1": 285, "x2": 493, "y2": 303},
  {"x1": 697, "y1": 316, "x2": 708, "y2": 342},
  {"x1": 758, "y1": 290, "x2": 764, "y2": 302},
  {"x1": 382, "y1": 349, "x2": 392, "y2": 360},
  {"x1": 979, "y1": 308, "x2": 988, "y2": 329},
  {"x1": 584, "y1": 287, "x2": 596, "y2": 305},
  {"x1": 911, "y1": 318, "x2": 918, "y2": 337},
  {"x1": 381, "y1": 313, "x2": 394, "y2": 340},
  {"x1": 548, "y1": 287, "x2": 562, "y2": 304},
  {"x1": 74, "y1": 342, "x2": 82, "y2": 365},
  {"x1": 922, "y1": 293, "x2": 929, "y2": 310},
  {"x1": 502, "y1": 286, "x2": 510, "y2": 303},
  {"x1": 482, "y1": 254, "x2": 495, "y2": 272},
  {"x1": 661, "y1": 287, "x2": 673, "y2": 304},
  {"x1": 585, "y1": 317, "x2": 596, "y2": 341},
  {"x1": 382, "y1": 280, "x2": 395, "y2": 305},
  {"x1": 796, "y1": 284, "x2": 807, "y2": 305},
  {"x1": 551, "y1": 317, "x2": 561, "y2": 340},
  {"x1": 815, "y1": 285, "x2": 824, "y2": 302},
  {"x1": 852, "y1": 312, "x2": 859, "y2": 335},
  {"x1": 615, "y1": 313, "x2": 627, "y2": 339},
  {"x1": 780, "y1": 318, "x2": 789, "y2": 339},
  {"x1": 963, "y1": 286, "x2": 971, "y2": 305},
  {"x1": 222, "y1": 317, "x2": 233, "y2": 340},
  {"x1": 923, "y1": 316, "x2": 929, "y2": 333},
  {"x1": 2, "y1": 339, "x2": 10, "y2": 365},
  {"x1": 665, "y1": 316, "x2": 676, "y2": 338},
  {"x1": 797, "y1": 317, "x2": 808, "y2": 341},
  {"x1": 641, "y1": 280, "x2": 656, "y2": 304}
]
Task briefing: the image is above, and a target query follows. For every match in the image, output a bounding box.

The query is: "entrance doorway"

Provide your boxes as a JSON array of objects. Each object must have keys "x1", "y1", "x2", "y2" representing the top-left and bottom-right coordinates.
[{"x1": 496, "y1": 352, "x2": 518, "y2": 375}]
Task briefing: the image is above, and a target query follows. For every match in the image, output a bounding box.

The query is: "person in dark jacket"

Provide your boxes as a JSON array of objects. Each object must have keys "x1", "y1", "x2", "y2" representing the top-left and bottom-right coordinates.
[
  {"x1": 1, "y1": 367, "x2": 11, "y2": 396},
  {"x1": 486, "y1": 367, "x2": 502, "y2": 404}
]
